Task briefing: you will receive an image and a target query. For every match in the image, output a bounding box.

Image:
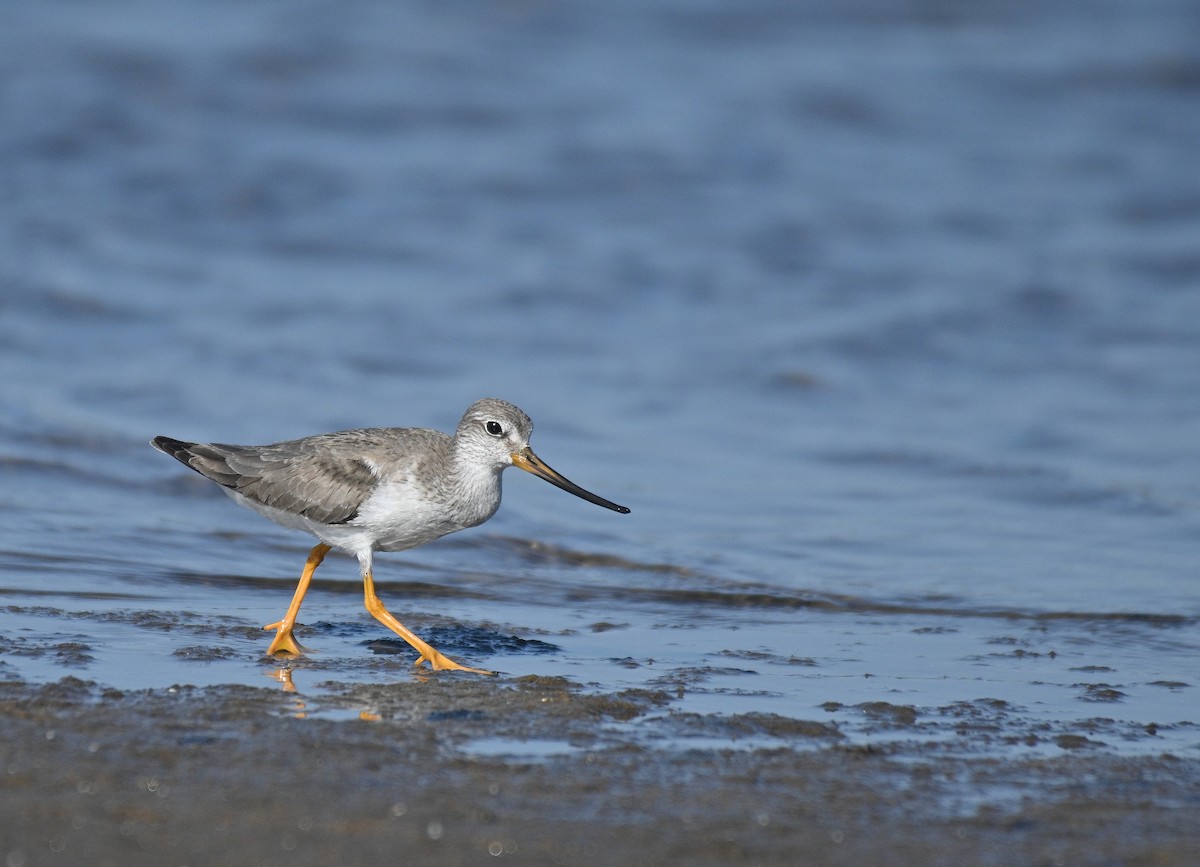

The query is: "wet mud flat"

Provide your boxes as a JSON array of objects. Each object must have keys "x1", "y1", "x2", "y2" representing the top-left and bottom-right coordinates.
[{"x1": 1, "y1": 675, "x2": 1197, "y2": 867}]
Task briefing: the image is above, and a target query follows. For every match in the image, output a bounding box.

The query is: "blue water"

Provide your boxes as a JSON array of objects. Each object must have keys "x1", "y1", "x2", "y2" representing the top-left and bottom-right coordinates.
[{"x1": 1, "y1": 0, "x2": 1198, "y2": 756}]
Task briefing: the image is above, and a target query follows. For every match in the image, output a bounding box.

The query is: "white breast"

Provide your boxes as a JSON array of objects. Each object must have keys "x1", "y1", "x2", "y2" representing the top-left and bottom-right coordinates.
[{"x1": 350, "y1": 477, "x2": 459, "y2": 552}]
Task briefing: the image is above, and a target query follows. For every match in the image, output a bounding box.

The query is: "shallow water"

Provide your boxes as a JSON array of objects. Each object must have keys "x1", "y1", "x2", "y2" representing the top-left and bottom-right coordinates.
[{"x1": 1, "y1": 0, "x2": 1198, "y2": 760}]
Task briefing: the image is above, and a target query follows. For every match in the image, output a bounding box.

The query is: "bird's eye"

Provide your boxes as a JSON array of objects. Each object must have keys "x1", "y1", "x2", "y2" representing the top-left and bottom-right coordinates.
[{"x1": 485, "y1": 420, "x2": 504, "y2": 437}]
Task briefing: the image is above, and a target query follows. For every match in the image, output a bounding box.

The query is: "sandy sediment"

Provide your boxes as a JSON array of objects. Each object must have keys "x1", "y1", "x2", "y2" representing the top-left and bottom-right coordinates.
[{"x1": 1, "y1": 675, "x2": 1197, "y2": 866}]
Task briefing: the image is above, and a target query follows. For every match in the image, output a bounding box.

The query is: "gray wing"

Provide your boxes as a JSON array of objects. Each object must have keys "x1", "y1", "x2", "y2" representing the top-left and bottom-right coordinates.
[{"x1": 152, "y1": 431, "x2": 391, "y2": 525}]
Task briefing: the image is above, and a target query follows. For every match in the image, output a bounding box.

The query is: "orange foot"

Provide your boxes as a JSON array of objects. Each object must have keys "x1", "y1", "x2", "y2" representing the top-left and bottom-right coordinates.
[
  {"x1": 263, "y1": 621, "x2": 310, "y2": 656},
  {"x1": 417, "y1": 647, "x2": 497, "y2": 676}
]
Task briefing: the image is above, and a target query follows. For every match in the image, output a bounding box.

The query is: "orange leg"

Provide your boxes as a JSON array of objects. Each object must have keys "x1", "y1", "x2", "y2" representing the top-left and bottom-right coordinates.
[
  {"x1": 362, "y1": 569, "x2": 495, "y2": 675},
  {"x1": 263, "y1": 543, "x2": 331, "y2": 655}
]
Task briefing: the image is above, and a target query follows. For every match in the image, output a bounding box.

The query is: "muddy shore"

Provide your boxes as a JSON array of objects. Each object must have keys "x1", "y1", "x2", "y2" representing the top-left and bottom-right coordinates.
[{"x1": 1, "y1": 674, "x2": 1196, "y2": 866}]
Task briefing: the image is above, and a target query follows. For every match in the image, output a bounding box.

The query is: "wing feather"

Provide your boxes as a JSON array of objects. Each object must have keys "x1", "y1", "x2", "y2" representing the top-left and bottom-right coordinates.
[{"x1": 153, "y1": 429, "x2": 447, "y2": 525}]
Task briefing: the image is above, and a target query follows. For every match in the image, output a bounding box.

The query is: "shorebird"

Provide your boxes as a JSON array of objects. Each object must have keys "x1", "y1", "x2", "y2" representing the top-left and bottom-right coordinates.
[{"x1": 152, "y1": 398, "x2": 629, "y2": 674}]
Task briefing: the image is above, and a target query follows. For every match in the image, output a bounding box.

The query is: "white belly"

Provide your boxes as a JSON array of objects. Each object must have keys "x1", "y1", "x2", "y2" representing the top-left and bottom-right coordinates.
[{"x1": 222, "y1": 488, "x2": 377, "y2": 557}]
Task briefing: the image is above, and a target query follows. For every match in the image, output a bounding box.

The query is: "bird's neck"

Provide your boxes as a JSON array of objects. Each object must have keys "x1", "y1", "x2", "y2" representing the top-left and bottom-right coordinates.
[{"x1": 448, "y1": 450, "x2": 504, "y2": 527}]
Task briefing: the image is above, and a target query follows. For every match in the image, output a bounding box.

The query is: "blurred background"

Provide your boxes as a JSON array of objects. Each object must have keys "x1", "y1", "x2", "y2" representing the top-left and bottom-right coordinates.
[{"x1": 1, "y1": 0, "x2": 1198, "y2": 743}]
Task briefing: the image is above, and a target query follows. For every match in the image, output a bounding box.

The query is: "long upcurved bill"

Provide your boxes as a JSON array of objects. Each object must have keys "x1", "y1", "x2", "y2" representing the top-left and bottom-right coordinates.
[{"x1": 511, "y1": 447, "x2": 631, "y2": 514}]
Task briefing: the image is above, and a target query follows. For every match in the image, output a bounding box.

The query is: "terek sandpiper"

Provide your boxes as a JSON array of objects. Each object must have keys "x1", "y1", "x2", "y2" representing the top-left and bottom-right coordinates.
[{"x1": 152, "y1": 398, "x2": 629, "y2": 674}]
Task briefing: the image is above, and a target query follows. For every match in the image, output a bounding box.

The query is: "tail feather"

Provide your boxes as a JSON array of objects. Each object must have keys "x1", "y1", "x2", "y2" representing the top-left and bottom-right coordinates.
[
  {"x1": 152, "y1": 435, "x2": 257, "y2": 490},
  {"x1": 151, "y1": 435, "x2": 195, "y2": 463}
]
